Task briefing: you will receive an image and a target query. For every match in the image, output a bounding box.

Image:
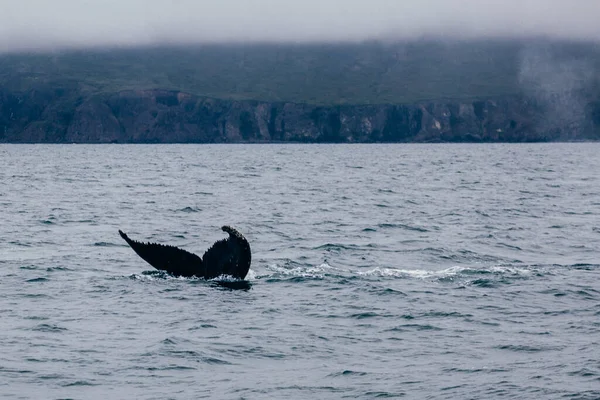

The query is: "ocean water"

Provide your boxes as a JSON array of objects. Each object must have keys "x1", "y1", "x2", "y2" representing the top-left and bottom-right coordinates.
[{"x1": 0, "y1": 143, "x2": 599, "y2": 399}]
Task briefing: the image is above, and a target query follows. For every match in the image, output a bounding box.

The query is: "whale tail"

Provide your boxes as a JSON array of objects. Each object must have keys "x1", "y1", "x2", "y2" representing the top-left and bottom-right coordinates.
[
  {"x1": 201, "y1": 226, "x2": 252, "y2": 279},
  {"x1": 118, "y1": 226, "x2": 251, "y2": 280},
  {"x1": 118, "y1": 230, "x2": 204, "y2": 277}
]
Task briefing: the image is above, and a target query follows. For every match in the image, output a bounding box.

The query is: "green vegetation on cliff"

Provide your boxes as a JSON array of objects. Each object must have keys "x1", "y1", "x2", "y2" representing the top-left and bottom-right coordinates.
[
  {"x1": 1, "y1": 39, "x2": 600, "y2": 143},
  {"x1": 2, "y1": 39, "x2": 599, "y2": 105}
]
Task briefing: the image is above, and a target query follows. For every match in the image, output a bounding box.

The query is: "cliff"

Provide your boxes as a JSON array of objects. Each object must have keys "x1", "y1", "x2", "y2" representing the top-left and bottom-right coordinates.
[
  {"x1": 1, "y1": 40, "x2": 600, "y2": 143},
  {"x1": 1, "y1": 87, "x2": 599, "y2": 143}
]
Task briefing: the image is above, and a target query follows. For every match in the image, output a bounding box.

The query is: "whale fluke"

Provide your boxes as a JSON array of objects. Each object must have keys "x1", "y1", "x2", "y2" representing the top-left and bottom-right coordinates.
[{"x1": 119, "y1": 226, "x2": 251, "y2": 280}]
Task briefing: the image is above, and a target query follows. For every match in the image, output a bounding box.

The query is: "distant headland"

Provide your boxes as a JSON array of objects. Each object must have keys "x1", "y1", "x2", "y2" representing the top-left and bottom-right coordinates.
[{"x1": 1, "y1": 39, "x2": 599, "y2": 143}]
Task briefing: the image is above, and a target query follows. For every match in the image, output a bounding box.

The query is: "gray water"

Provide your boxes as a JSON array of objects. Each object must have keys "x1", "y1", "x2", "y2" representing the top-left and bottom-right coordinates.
[{"x1": 1, "y1": 143, "x2": 599, "y2": 399}]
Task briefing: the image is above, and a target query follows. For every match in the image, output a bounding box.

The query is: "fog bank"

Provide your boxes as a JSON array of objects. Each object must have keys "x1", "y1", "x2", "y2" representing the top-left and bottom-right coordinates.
[{"x1": 1, "y1": 0, "x2": 600, "y2": 52}]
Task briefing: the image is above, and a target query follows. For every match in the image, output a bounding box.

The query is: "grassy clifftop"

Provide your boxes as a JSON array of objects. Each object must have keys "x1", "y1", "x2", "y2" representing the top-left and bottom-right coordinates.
[{"x1": 2, "y1": 39, "x2": 599, "y2": 105}]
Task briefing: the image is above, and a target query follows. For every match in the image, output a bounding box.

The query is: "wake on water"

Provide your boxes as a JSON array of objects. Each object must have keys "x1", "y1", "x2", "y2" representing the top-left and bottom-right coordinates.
[{"x1": 127, "y1": 262, "x2": 548, "y2": 289}]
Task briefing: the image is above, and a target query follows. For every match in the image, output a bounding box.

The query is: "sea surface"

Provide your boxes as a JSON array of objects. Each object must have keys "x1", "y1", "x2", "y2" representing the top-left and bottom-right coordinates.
[{"x1": 0, "y1": 143, "x2": 599, "y2": 399}]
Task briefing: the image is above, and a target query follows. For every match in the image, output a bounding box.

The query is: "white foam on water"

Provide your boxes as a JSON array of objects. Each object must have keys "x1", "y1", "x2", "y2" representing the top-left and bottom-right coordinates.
[
  {"x1": 245, "y1": 268, "x2": 257, "y2": 281},
  {"x1": 358, "y1": 266, "x2": 468, "y2": 279},
  {"x1": 488, "y1": 265, "x2": 534, "y2": 275},
  {"x1": 358, "y1": 265, "x2": 537, "y2": 279},
  {"x1": 259, "y1": 262, "x2": 338, "y2": 279}
]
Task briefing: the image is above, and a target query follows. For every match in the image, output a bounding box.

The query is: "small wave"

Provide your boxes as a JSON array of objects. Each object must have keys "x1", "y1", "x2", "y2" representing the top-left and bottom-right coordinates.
[
  {"x1": 259, "y1": 262, "x2": 342, "y2": 281},
  {"x1": 386, "y1": 324, "x2": 443, "y2": 332},
  {"x1": 166, "y1": 354, "x2": 233, "y2": 365},
  {"x1": 68, "y1": 219, "x2": 96, "y2": 224},
  {"x1": 377, "y1": 223, "x2": 429, "y2": 232},
  {"x1": 38, "y1": 373, "x2": 64, "y2": 380},
  {"x1": 441, "y1": 249, "x2": 515, "y2": 264},
  {"x1": 495, "y1": 344, "x2": 562, "y2": 353},
  {"x1": 471, "y1": 278, "x2": 497, "y2": 288},
  {"x1": 313, "y1": 243, "x2": 360, "y2": 251},
  {"x1": 31, "y1": 324, "x2": 67, "y2": 333},
  {"x1": 495, "y1": 242, "x2": 523, "y2": 251},
  {"x1": 569, "y1": 263, "x2": 600, "y2": 270},
  {"x1": 23, "y1": 316, "x2": 49, "y2": 320},
  {"x1": 189, "y1": 324, "x2": 217, "y2": 330},
  {"x1": 93, "y1": 242, "x2": 121, "y2": 247},
  {"x1": 161, "y1": 338, "x2": 177, "y2": 345},
  {"x1": 26, "y1": 277, "x2": 49, "y2": 283},
  {"x1": 147, "y1": 365, "x2": 197, "y2": 371},
  {"x1": 351, "y1": 312, "x2": 382, "y2": 319},
  {"x1": 11, "y1": 241, "x2": 33, "y2": 247},
  {"x1": 358, "y1": 267, "x2": 453, "y2": 278},
  {"x1": 358, "y1": 265, "x2": 538, "y2": 284},
  {"x1": 20, "y1": 293, "x2": 50, "y2": 299},
  {"x1": 46, "y1": 266, "x2": 71, "y2": 272},
  {"x1": 61, "y1": 380, "x2": 98, "y2": 387},
  {"x1": 488, "y1": 265, "x2": 535, "y2": 275},
  {"x1": 0, "y1": 367, "x2": 34, "y2": 375},
  {"x1": 568, "y1": 368, "x2": 598, "y2": 378},
  {"x1": 328, "y1": 370, "x2": 368, "y2": 377},
  {"x1": 363, "y1": 391, "x2": 404, "y2": 398},
  {"x1": 177, "y1": 206, "x2": 201, "y2": 213},
  {"x1": 372, "y1": 287, "x2": 408, "y2": 296}
]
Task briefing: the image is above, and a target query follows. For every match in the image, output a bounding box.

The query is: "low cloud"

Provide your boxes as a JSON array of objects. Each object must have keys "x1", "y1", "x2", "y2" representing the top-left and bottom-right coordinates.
[{"x1": 1, "y1": 0, "x2": 600, "y2": 52}]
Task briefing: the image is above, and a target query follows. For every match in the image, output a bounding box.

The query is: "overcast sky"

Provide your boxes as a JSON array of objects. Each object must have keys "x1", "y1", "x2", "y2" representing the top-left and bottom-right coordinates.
[{"x1": 1, "y1": 0, "x2": 599, "y2": 52}]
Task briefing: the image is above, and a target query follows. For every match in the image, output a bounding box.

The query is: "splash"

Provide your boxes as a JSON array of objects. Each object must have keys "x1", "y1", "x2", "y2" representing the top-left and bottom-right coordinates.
[
  {"x1": 518, "y1": 42, "x2": 594, "y2": 139},
  {"x1": 358, "y1": 265, "x2": 539, "y2": 282},
  {"x1": 258, "y1": 262, "x2": 343, "y2": 280}
]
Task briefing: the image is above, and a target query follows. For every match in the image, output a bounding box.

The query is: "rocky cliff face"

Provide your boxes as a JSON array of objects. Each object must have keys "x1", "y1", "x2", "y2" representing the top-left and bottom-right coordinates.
[{"x1": 1, "y1": 88, "x2": 599, "y2": 143}]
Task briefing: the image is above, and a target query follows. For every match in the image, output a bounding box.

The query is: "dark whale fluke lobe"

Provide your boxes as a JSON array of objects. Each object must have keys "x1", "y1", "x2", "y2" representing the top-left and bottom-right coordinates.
[{"x1": 119, "y1": 226, "x2": 251, "y2": 280}]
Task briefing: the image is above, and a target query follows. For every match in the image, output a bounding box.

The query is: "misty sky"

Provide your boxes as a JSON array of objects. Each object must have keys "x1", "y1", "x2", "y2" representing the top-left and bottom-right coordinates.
[{"x1": 1, "y1": 0, "x2": 600, "y2": 52}]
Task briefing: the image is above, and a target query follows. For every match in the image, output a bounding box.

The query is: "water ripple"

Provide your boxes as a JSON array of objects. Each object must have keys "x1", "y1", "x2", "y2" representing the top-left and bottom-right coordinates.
[{"x1": 1, "y1": 143, "x2": 599, "y2": 399}]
